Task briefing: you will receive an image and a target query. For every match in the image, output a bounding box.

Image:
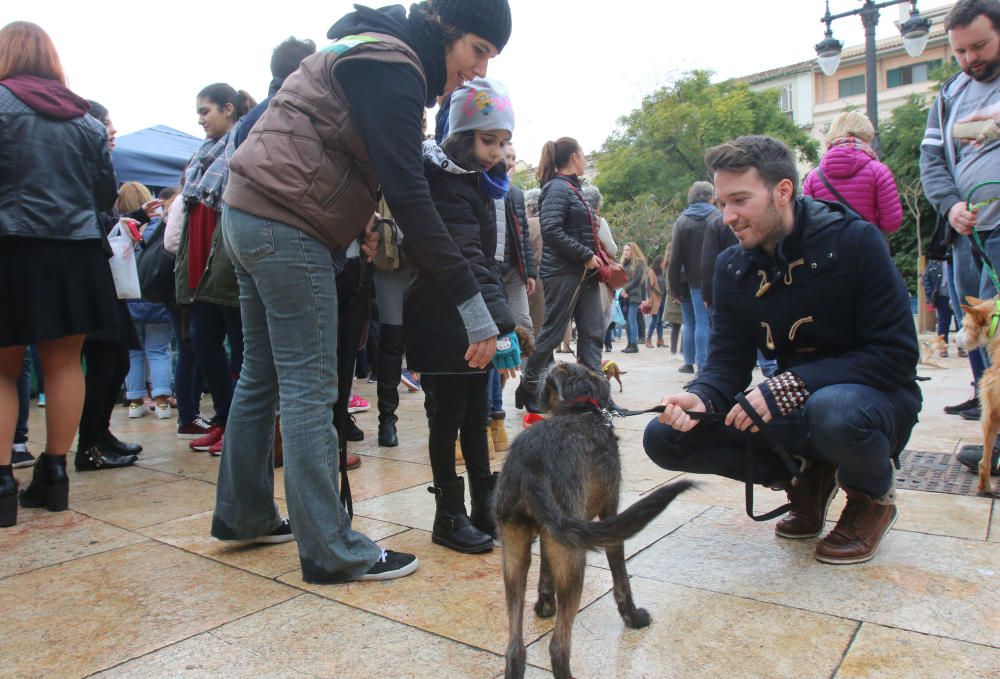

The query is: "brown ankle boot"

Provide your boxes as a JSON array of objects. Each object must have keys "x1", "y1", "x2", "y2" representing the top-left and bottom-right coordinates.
[
  {"x1": 775, "y1": 460, "x2": 838, "y2": 539},
  {"x1": 815, "y1": 485, "x2": 897, "y2": 564},
  {"x1": 644, "y1": 338, "x2": 653, "y2": 348}
]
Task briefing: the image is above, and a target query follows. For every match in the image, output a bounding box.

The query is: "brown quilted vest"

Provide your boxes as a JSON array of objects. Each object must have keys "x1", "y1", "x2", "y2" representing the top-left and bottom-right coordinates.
[{"x1": 224, "y1": 33, "x2": 425, "y2": 252}]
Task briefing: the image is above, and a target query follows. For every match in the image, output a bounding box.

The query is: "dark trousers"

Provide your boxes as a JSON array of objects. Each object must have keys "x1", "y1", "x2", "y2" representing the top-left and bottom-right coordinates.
[
  {"x1": 524, "y1": 273, "x2": 603, "y2": 385},
  {"x1": 188, "y1": 301, "x2": 242, "y2": 425},
  {"x1": 422, "y1": 373, "x2": 491, "y2": 484},
  {"x1": 169, "y1": 306, "x2": 202, "y2": 425},
  {"x1": 79, "y1": 338, "x2": 130, "y2": 449},
  {"x1": 933, "y1": 293, "x2": 953, "y2": 341},
  {"x1": 642, "y1": 384, "x2": 901, "y2": 498}
]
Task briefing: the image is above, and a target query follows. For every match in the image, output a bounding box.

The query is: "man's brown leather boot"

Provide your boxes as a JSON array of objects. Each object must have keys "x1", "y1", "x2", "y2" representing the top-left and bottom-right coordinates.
[
  {"x1": 815, "y1": 485, "x2": 897, "y2": 564},
  {"x1": 775, "y1": 460, "x2": 838, "y2": 539}
]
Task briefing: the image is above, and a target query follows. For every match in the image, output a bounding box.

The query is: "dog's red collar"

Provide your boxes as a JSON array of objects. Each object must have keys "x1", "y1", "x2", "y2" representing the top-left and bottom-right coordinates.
[{"x1": 570, "y1": 397, "x2": 604, "y2": 410}]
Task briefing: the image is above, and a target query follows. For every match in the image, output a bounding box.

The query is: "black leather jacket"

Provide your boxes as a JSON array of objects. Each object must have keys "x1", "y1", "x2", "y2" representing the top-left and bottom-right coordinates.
[
  {"x1": 539, "y1": 174, "x2": 597, "y2": 278},
  {"x1": 0, "y1": 85, "x2": 116, "y2": 241}
]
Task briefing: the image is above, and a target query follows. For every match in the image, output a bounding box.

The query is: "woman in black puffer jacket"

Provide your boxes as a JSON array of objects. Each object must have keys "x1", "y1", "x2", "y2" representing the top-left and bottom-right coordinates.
[{"x1": 516, "y1": 137, "x2": 602, "y2": 413}]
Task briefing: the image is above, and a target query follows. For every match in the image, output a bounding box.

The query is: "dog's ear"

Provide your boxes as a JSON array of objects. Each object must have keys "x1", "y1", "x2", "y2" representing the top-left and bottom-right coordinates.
[
  {"x1": 539, "y1": 363, "x2": 568, "y2": 411},
  {"x1": 965, "y1": 295, "x2": 984, "y2": 307}
]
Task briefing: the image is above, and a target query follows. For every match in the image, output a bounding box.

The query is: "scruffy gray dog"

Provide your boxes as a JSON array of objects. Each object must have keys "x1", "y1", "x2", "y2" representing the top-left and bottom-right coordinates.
[{"x1": 494, "y1": 362, "x2": 693, "y2": 679}]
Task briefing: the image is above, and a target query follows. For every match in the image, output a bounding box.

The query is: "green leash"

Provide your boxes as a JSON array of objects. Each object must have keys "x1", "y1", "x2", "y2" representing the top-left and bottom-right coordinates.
[{"x1": 966, "y1": 181, "x2": 1000, "y2": 337}]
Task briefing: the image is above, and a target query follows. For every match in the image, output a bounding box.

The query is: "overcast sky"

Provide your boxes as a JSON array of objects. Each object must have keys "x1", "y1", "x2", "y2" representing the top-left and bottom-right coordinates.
[{"x1": 3, "y1": 1, "x2": 952, "y2": 164}]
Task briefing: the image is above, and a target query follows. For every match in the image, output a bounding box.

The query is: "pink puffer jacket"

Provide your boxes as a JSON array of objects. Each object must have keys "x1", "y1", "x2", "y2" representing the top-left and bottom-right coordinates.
[{"x1": 802, "y1": 145, "x2": 903, "y2": 234}]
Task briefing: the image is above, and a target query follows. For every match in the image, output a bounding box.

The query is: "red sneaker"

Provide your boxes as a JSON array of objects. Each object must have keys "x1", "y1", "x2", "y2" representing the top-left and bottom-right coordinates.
[
  {"x1": 190, "y1": 425, "x2": 224, "y2": 451},
  {"x1": 209, "y1": 437, "x2": 224, "y2": 456}
]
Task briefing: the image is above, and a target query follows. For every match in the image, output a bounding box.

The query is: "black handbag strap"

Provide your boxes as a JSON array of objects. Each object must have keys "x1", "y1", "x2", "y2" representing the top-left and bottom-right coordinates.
[{"x1": 815, "y1": 168, "x2": 861, "y2": 217}]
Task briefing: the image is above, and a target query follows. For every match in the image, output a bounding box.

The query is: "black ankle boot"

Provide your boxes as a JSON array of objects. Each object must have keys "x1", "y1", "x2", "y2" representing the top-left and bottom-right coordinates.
[
  {"x1": 514, "y1": 382, "x2": 541, "y2": 414},
  {"x1": 378, "y1": 420, "x2": 398, "y2": 447},
  {"x1": 1, "y1": 464, "x2": 17, "y2": 527},
  {"x1": 469, "y1": 472, "x2": 499, "y2": 539},
  {"x1": 74, "y1": 446, "x2": 137, "y2": 471},
  {"x1": 19, "y1": 453, "x2": 69, "y2": 512},
  {"x1": 429, "y1": 477, "x2": 492, "y2": 553},
  {"x1": 101, "y1": 431, "x2": 142, "y2": 456}
]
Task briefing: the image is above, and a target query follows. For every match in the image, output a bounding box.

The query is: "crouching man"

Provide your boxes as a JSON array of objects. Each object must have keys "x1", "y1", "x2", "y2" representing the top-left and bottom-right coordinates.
[{"x1": 643, "y1": 135, "x2": 921, "y2": 564}]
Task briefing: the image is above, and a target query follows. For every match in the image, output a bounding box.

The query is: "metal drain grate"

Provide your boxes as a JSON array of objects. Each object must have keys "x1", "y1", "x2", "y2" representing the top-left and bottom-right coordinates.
[{"x1": 896, "y1": 449, "x2": 982, "y2": 496}]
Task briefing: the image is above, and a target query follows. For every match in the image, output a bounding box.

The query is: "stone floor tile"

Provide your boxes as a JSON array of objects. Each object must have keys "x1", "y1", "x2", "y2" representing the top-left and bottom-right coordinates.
[
  {"x1": 143, "y1": 505, "x2": 409, "y2": 579},
  {"x1": 211, "y1": 593, "x2": 507, "y2": 678},
  {"x1": 530, "y1": 496, "x2": 709, "y2": 569},
  {"x1": 341, "y1": 456, "x2": 435, "y2": 503},
  {"x1": 92, "y1": 632, "x2": 311, "y2": 678},
  {"x1": 278, "y1": 529, "x2": 615, "y2": 656},
  {"x1": 0, "y1": 510, "x2": 147, "y2": 578},
  {"x1": 526, "y1": 577, "x2": 857, "y2": 679},
  {"x1": 73, "y1": 478, "x2": 218, "y2": 530},
  {"x1": 835, "y1": 622, "x2": 1000, "y2": 678},
  {"x1": 627, "y1": 506, "x2": 1000, "y2": 648},
  {"x1": 352, "y1": 476, "x2": 462, "y2": 532},
  {"x1": 825, "y1": 487, "x2": 992, "y2": 541},
  {"x1": 990, "y1": 501, "x2": 999, "y2": 542},
  {"x1": 0, "y1": 542, "x2": 298, "y2": 678},
  {"x1": 135, "y1": 450, "x2": 222, "y2": 485},
  {"x1": 11, "y1": 463, "x2": 183, "y2": 503}
]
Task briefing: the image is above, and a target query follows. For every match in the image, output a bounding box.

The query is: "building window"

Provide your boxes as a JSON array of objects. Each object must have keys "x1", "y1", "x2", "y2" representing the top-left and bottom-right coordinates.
[
  {"x1": 779, "y1": 84, "x2": 793, "y2": 113},
  {"x1": 838, "y1": 75, "x2": 866, "y2": 98},
  {"x1": 887, "y1": 59, "x2": 943, "y2": 88}
]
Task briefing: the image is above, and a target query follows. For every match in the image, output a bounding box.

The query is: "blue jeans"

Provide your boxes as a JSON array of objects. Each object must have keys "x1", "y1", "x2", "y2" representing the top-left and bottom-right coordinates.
[
  {"x1": 625, "y1": 299, "x2": 640, "y2": 345},
  {"x1": 487, "y1": 367, "x2": 503, "y2": 413},
  {"x1": 952, "y1": 232, "x2": 1000, "y2": 382},
  {"x1": 680, "y1": 287, "x2": 709, "y2": 369},
  {"x1": 212, "y1": 205, "x2": 381, "y2": 583},
  {"x1": 168, "y1": 306, "x2": 202, "y2": 425},
  {"x1": 125, "y1": 322, "x2": 173, "y2": 399},
  {"x1": 646, "y1": 300, "x2": 664, "y2": 342},
  {"x1": 642, "y1": 384, "x2": 898, "y2": 498}
]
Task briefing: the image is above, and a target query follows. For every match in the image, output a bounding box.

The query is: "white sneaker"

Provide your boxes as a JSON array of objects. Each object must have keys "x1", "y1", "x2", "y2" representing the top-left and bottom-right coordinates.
[
  {"x1": 155, "y1": 403, "x2": 173, "y2": 420},
  {"x1": 128, "y1": 402, "x2": 150, "y2": 419}
]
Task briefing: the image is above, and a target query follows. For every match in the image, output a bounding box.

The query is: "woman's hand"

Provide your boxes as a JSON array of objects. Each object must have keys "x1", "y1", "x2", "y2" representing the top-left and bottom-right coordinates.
[
  {"x1": 142, "y1": 199, "x2": 163, "y2": 218},
  {"x1": 584, "y1": 256, "x2": 599, "y2": 270},
  {"x1": 465, "y1": 336, "x2": 497, "y2": 369},
  {"x1": 361, "y1": 212, "x2": 383, "y2": 260}
]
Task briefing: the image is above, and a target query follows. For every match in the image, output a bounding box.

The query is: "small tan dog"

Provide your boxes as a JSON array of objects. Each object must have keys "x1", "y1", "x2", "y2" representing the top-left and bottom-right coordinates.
[
  {"x1": 918, "y1": 335, "x2": 947, "y2": 369},
  {"x1": 601, "y1": 359, "x2": 626, "y2": 392},
  {"x1": 956, "y1": 296, "x2": 1000, "y2": 496}
]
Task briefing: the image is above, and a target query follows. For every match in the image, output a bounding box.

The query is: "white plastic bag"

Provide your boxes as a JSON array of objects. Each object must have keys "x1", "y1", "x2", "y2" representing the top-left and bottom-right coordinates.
[{"x1": 107, "y1": 219, "x2": 141, "y2": 299}]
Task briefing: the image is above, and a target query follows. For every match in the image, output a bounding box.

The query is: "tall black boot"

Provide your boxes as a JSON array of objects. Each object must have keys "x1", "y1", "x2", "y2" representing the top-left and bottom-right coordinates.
[
  {"x1": 469, "y1": 472, "x2": 499, "y2": 539},
  {"x1": 1, "y1": 464, "x2": 17, "y2": 527},
  {"x1": 428, "y1": 477, "x2": 492, "y2": 553},
  {"x1": 19, "y1": 453, "x2": 69, "y2": 512},
  {"x1": 377, "y1": 324, "x2": 403, "y2": 448}
]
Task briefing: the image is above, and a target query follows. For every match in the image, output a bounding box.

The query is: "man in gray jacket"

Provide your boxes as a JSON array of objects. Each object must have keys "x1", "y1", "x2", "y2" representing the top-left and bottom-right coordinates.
[{"x1": 920, "y1": 0, "x2": 1000, "y2": 477}]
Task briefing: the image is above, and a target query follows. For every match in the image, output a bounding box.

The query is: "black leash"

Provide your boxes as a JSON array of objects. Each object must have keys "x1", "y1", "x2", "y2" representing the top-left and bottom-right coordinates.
[{"x1": 611, "y1": 394, "x2": 802, "y2": 521}]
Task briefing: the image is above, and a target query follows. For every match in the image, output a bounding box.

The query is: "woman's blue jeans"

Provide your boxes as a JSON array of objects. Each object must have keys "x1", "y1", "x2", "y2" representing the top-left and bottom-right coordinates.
[
  {"x1": 168, "y1": 306, "x2": 202, "y2": 425},
  {"x1": 680, "y1": 288, "x2": 709, "y2": 369},
  {"x1": 125, "y1": 322, "x2": 173, "y2": 399},
  {"x1": 212, "y1": 205, "x2": 381, "y2": 583},
  {"x1": 625, "y1": 300, "x2": 640, "y2": 345}
]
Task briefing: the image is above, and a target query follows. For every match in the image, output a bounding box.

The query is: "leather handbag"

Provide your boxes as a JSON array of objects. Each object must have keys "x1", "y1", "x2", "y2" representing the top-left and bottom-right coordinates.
[{"x1": 559, "y1": 178, "x2": 628, "y2": 289}]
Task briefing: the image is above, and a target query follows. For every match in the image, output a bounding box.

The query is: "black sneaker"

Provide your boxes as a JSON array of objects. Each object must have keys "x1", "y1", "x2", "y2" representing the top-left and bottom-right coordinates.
[
  {"x1": 353, "y1": 549, "x2": 419, "y2": 581},
  {"x1": 960, "y1": 406, "x2": 982, "y2": 421},
  {"x1": 945, "y1": 397, "x2": 978, "y2": 415},
  {"x1": 956, "y1": 444, "x2": 1000, "y2": 476},
  {"x1": 344, "y1": 416, "x2": 364, "y2": 442},
  {"x1": 252, "y1": 518, "x2": 296, "y2": 544},
  {"x1": 678, "y1": 364, "x2": 695, "y2": 374},
  {"x1": 11, "y1": 446, "x2": 36, "y2": 469}
]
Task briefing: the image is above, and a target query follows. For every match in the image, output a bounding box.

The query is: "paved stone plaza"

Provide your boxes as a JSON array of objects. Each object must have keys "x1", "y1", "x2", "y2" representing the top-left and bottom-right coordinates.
[{"x1": 3, "y1": 335, "x2": 999, "y2": 678}]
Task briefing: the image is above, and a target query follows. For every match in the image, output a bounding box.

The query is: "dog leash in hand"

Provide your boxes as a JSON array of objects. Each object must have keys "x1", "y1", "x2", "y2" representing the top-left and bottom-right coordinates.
[{"x1": 610, "y1": 394, "x2": 802, "y2": 522}]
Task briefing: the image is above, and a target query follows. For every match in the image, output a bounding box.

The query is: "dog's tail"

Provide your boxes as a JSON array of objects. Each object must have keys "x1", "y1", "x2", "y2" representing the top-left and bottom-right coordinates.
[{"x1": 527, "y1": 479, "x2": 695, "y2": 550}]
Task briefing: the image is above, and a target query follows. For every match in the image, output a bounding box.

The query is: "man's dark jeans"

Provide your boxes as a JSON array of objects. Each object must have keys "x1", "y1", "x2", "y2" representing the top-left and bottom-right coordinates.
[{"x1": 643, "y1": 384, "x2": 899, "y2": 498}]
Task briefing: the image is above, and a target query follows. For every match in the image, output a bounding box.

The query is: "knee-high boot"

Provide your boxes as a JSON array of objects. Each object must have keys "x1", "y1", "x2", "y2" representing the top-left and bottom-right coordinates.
[{"x1": 377, "y1": 324, "x2": 403, "y2": 447}]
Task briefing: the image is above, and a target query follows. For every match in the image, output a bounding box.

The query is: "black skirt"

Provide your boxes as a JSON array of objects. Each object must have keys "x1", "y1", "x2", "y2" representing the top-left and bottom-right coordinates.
[{"x1": 0, "y1": 237, "x2": 122, "y2": 347}]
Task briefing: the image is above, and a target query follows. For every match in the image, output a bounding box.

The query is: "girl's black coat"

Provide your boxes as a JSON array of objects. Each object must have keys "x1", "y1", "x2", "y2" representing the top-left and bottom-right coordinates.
[{"x1": 404, "y1": 163, "x2": 515, "y2": 374}]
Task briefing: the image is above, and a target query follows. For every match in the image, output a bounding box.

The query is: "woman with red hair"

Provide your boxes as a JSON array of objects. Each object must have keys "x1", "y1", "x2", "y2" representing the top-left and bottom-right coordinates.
[{"x1": 0, "y1": 21, "x2": 119, "y2": 527}]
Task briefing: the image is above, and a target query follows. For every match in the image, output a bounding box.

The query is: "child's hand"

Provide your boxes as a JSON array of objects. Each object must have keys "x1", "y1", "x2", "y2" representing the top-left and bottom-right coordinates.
[
  {"x1": 361, "y1": 212, "x2": 383, "y2": 260},
  {"x1": 492, "y1": 331, "x2": 521, "y2": 373}
]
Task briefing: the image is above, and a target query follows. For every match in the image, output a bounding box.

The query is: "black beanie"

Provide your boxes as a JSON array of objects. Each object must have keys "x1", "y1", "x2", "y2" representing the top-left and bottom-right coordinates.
[{"x1": 431, "y1": 0, "x2": 512, "y2": 53}]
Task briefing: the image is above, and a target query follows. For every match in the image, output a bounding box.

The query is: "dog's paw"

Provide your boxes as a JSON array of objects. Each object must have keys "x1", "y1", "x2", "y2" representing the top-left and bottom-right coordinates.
[
  {"x1": 623, "y1": 607, "x2": 651, "y2": 629},
  {"x1": 534, "y1": 596, "x2": 555, "y2": 618}
]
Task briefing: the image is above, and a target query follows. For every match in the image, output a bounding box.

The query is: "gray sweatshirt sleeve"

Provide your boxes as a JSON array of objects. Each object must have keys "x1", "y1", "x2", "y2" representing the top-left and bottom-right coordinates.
[
  {"x1": 920, "y1": 96, "x2": 963, "y2": 215},
  {"x1": 458, "y1": 293, "x2": 500, "y2": 344}
]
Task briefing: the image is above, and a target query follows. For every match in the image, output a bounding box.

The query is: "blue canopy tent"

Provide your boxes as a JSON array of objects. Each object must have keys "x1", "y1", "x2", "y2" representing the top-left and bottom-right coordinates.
[{"x1": 112, "y1": 124, "x2": 202, "y2": 190}]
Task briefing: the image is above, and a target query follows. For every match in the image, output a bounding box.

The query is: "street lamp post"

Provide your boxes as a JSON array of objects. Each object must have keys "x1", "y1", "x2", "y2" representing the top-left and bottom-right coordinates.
[{"x1": 816, "y1": 0, "x2": 932, "y2": 151}]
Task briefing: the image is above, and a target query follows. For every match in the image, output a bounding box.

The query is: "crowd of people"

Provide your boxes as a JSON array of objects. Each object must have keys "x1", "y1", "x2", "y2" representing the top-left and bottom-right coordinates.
[{"x1": 3, "y1": 0, "x2": 999, "y2": 586}]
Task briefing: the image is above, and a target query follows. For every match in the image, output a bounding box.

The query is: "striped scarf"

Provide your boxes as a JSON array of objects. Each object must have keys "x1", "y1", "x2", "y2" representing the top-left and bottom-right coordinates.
[
  {"x1": 181, "y1": 126, "x2": 238, "y2": 210},
  {"x1": 828, "y1": 135, "x2": 878, "y2": 161}
]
